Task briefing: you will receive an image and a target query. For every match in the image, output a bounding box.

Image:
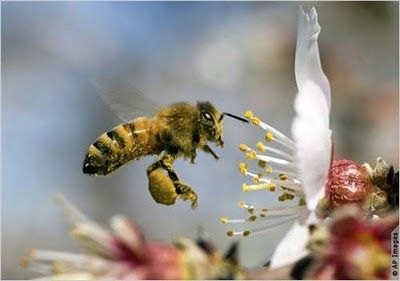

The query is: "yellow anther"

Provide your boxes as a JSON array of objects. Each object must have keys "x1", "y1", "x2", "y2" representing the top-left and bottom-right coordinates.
[
  {"x1": 261, "y1": 208, "x2": 268, "y2": 212},
  {"x1": 26, "y1": 248, "x2": 36, "y2": 258},
  {"x1": 243, "y1": 231, "x2": 251, "y2": 237},
  {"x1": 239, "y1": 162, "x2": 247, "y2": 175},
  {"x1": 279, "y1": 173, "x2": 288, "y2": 181},
  {"x1": 227, "y1": 231, "x2": 234, "y2": 237},
  {"x1": 52, "y1": 261, "x2": 66, "y2": 273},
  {"x1": 265, "y1": 166, "x2": 273, "y2": 173},
  {"x1": 244, "y1": 111, "x2": 254, "y2": 119},
  {"x1": 266, "y1": 183, "x2": 276, "y2": 192},
  {"x1": 279, "y1": 193, "x2": 295, "y2": 201},
  {"x1": 242, "y1": 183, "x2": 250, "y2": 192},
  {"x1": 238, "y1": 201, "x2": 247, "y2": 208},
  {"x1": 239, "y1": 143, "x2": 250, "y2": 152},
  {"x1": 258, "y1": 160, "x2": 267, "y2": 168},
  {"x1": 19, "y1": 257, "x2": 30, "y2": 268},
  {"x1": 299, "y1": 197, "x2": 307, "y2": 206},
  {"x1": 69, "y1": 226, "x2": 82, "y2": 238},
  {"x1": 245, "y1": 150, "x2": 257, "y2": 160},
  {"x1": 256, "y1": 141, "x2": 266, "y2": 152},
  {"x1": 251, "y1": 117, "x2": 261, "y2": 125},
  {"x1": 248, "y1": 215, "x2": 257, "y2": 222},
  {"x1": 253, "y1": 174, "x2": 261, "y2": 184},
  {"x1": 265, "y1": 132, "x2": 274, "y2": 142},
  {"x1": 219, "y1": 216, "x2": 229, "y2": 224},
  {"x1": 260, "y1": 213, "x2": 266, "y2": 218},
  {"x1": 247, "y1": 207, "x2": 255, "y2": 214}
]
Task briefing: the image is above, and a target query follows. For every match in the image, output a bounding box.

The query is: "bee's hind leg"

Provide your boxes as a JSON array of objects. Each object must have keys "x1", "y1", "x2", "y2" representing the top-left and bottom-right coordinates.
[
  {"x1": 174, "y1": 181, "x2": 198, "y2": 209},
  {"x1": 147, "y1": 153, "x2": 198, "y2": 209}
]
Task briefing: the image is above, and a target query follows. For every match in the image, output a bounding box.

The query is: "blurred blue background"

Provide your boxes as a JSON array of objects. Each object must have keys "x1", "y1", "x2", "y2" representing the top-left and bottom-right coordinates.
[{"x1": 2, "y1": 2, "x2": 398, "y2": 279}]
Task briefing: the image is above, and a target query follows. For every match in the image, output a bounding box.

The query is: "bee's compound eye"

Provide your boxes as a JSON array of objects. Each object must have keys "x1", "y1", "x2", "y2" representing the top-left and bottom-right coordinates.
[{"x1": 202, "y1": 112, "x2": 212, "y2": 120}]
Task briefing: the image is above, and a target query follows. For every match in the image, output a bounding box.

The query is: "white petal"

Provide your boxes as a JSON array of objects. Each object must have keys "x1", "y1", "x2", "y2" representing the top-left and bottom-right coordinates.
[
  {"x1": 292, "y1": 81, "x2": 331, "y2": 211},
  {"x1": 110, "y1": 215, "x2": 147, "y2": 260},
  {"x1": 292, "y1": 6, "x2": 332, "y2": 211},
  {"x1": 33, "y1": 272, "x2": 94, "y2": 280},
  {"x1": 295, "y1": 6, "x2": 331, "y2": 110},
  {"x1": 53, "y1": 193, "x2": 93, "y2": 225},
  {"x1": 270, "y1": 211, "x2": 319, "y2": 268}
]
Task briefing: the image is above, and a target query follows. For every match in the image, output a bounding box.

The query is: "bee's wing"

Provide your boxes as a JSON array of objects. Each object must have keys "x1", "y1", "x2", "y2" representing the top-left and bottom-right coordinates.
[{"x1": 91, "y1": 77, "x2": 161, "y2": 122}]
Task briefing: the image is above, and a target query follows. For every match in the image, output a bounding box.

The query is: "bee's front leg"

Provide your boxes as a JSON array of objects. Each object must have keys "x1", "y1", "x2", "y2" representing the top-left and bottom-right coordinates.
[
  {"x1": 203, "y1": 144, "x2": 220, "y2": 160},
  {"x1": 147, "y1": 153, "x2": 198, "y2": 209},
  {"x1": 190, "y1": 149, "x2": 197, "y2": 164}
]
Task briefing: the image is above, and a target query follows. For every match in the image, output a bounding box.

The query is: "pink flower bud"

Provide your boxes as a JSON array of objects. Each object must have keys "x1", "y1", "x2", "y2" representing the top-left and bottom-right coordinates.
[{"x1": 326, "y1": 159, "x2": 375, "y2": 210}]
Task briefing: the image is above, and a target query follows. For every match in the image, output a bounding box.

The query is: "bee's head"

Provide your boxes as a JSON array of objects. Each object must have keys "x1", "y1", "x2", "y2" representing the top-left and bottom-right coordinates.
[
  {"x1": 197, "y1": 101, "x2": 224, "y2": 147},
  {"x1": 197, "y1": 102, "x2": 249, "y2": 147}
]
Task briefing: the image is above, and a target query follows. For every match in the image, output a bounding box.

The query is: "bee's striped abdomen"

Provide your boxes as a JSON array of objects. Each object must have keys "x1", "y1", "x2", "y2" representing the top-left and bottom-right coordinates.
[{"x1": 83, "y1": 117, "x2": 162, "y2": 176}]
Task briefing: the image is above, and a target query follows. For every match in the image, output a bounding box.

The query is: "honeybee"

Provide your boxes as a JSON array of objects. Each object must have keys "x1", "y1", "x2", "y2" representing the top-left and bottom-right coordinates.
[{"x1": 83, "y1": 80, "x2": 247, "y2": 209}]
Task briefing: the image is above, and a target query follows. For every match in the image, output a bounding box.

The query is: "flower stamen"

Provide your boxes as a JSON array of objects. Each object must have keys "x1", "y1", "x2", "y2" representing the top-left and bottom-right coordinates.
[
  {"x1": 255, "y1": 141, "x2": 294, "y2": 161},
  {"x1": 225, "y1": 216, "x2": 298, "y2": 237},
  {"x1": 243, "y1": 112, "x2": 295, "y2": 150},
  {"x1": 236, "y1": 202, "x2": 306, "y2": 218},
  {"x1": 244, "y1": 171, "x2": 302, "y2": 192}
]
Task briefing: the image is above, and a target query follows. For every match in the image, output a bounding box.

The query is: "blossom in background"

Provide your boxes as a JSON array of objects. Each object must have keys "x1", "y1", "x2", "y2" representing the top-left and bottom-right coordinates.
[
  {"x1": 246, "y1": 205, "x2": 398, "y2": 280},
  {"x1": 305, "y1": 205, "x2": 398, "y2": 279},
  {"x1": 21, "y1": 194, "x2": 245, "y2": 280},
  {"x1": 220, "y1": 6, "x2": 396, "y2": 269}
]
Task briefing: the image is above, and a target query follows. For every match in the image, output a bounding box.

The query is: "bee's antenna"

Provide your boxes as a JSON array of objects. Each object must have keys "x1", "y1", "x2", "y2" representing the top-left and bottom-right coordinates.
[{"x1": 220, "y1": 112, "x2": 249, "y2": 123}]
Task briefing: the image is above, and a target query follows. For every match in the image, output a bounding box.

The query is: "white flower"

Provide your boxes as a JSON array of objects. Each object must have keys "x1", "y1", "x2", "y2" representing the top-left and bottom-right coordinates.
[{"x1": 220, "y1": 6, "x2": 332, "y2": 268}]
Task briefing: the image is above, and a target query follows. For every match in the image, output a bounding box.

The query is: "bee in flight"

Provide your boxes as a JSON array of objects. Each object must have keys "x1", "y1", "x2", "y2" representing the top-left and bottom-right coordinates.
[{"x1": 83, "y1": 81, "x2": 248, "y2": 209}]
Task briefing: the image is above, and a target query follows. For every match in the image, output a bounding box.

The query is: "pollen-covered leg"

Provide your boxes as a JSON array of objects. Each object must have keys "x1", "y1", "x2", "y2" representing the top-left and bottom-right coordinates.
[
  {"x1": 174, "y1": 181, "x2": 198, "y2": 209},
  {"x1": 147, "y1": 153, "x2": 198, "y2": 209},
  {"x1": 148, "y1": 168, "x2": 178, "y2": 206},
  {"x1": 147, "y1": 153, "x2": 178, "y2": 180}
]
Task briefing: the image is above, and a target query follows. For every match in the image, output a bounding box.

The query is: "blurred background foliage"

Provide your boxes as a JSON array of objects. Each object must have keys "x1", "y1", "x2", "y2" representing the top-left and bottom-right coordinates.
[{"x1": 2, "y1": 2, "x2": 398, "y2": 279}]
